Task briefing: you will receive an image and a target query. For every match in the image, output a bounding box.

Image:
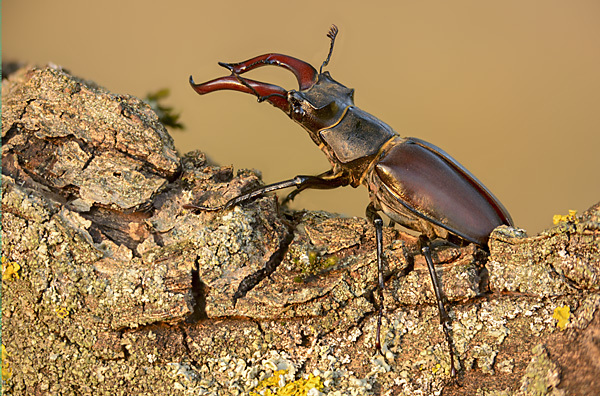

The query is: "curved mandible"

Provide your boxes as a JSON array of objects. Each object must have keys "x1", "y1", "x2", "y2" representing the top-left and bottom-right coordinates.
[
  {"x1": 219, "y1": 53, "x2": 318, "y2": 91},
  {"x1": 189, "y1": 75, "x2": 290, "y2": 112}
]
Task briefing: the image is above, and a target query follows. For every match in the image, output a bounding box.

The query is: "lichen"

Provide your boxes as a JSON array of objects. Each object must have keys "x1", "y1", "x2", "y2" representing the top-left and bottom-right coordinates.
[{"x1": 552, "y1": 306, "x2": 570, "y2": 330}]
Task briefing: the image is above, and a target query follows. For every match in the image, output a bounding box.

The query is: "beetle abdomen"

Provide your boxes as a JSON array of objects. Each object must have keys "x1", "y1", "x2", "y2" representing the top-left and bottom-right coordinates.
[{"x1": 369, "y1": 137, "x2": 512, "y2": 246}]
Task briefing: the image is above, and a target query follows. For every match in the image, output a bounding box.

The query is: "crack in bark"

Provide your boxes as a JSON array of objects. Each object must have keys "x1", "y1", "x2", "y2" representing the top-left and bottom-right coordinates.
[
  {"x1": 187, "y1": 260, "x2": 208, "y2": 322},
  {"x1": 232, "y1": 226, "x2": 296, "y2": 307}
]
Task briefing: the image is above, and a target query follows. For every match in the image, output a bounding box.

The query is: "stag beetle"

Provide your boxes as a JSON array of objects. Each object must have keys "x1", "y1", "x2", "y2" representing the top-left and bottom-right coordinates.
[{"x1": 187, "y1": 25, "x2": 513, "y2": 377}]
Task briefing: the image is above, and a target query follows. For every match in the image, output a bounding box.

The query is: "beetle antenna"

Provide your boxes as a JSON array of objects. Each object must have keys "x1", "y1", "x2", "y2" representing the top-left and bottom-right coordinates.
[{"x1": 320, "y1": 24, "x2": 339, "y2": 74}]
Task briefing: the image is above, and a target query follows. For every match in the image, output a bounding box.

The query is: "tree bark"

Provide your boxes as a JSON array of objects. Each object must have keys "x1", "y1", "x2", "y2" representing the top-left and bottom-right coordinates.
[{"x1": 2, "y1": 65, "x2": 599, "y2": 395}]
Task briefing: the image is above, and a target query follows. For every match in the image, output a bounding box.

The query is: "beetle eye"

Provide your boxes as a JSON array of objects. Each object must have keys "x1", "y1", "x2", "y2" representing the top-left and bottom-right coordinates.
[{"x1": 293, "y1": 105, "x2": 305, "y2": 118}]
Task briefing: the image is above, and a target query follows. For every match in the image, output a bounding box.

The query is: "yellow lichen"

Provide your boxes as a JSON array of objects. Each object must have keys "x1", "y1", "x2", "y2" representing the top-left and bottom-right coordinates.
[
  {"x1": 2, "y1": 345, "x2": 12, "y2": 381},
  {"x1": 279, "y1": 374, "x2": 324, "y2": 395},
  {"x1": 552, "y1": 210, "x2": 578, "y2": 225},
  {"x1": 552, "y1": 306, "x2": 570, "y2": 330},
  {"x1": 251, "y1": 369, "x2": 288, "y2": 395},
  {"x1": 56, "y1": 307, "x2": 70, "y2": 319},
  {"x1": 250, "y1": 370, "x2": 324, "y2": 396},
  {"x1": 2, "y1": 256, "x2": 21, "y2": 280},
  {"x1": 321, "y1": 256, "x2": 339, "y2": 269}
]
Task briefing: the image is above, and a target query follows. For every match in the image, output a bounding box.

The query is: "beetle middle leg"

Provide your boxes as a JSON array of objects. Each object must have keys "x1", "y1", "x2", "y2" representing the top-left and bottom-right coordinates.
[
  {"x1": 366, "y1": 203, "x2": 386, "y2": 351},
  {"x1": 365, "y1": 205, "x2": 458, "y2": 376},
  {"x1": 418, "y1": 235, "x2": 457, "y2": 378}
]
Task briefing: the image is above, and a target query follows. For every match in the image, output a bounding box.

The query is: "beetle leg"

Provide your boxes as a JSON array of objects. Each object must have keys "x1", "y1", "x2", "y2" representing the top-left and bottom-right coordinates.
[
  {"x1": 366, "y1": 203, "x2": 385, "y2": 352},
  {"x1": 184, "y1": 173, "x2": 349, "y2": 212},
  {"x1": 418, "y1": 235, "x2": 457, "y2": 378},
  {"x1": 281, "y1": 170, "x2": 343, "y2": 205}
]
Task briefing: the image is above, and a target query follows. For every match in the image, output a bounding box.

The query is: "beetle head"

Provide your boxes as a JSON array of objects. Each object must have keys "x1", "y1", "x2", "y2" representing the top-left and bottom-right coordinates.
[
  {"x1": 189, "y1": 25, "x2": 352, "y2": 136},
  {"x1": 287, "y1": 72, "x2": 355, "y2": 134}
]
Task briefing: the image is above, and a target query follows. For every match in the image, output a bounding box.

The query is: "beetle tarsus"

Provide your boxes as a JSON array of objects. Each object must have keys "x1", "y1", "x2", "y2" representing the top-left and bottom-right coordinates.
[{"x1": 182, "y1": 203, "x2": 224, "y2": 212}]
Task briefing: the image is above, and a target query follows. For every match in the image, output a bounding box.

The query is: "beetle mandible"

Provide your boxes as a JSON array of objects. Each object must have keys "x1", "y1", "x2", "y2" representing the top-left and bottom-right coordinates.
[{"x1": 187, "y1": 25, "x2": 513, "y2": 378}]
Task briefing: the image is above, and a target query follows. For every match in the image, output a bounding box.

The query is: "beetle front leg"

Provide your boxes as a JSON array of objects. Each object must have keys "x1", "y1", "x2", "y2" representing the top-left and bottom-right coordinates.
[
  {"x1": 184, "y1": 172, "x2": 350, "y2": 212},
  {"x1": 366, "y1": 203, "x2": 385, "y2": 352},
  {"x1": 419, "y1": 235, "x2": 458, "y2": 379},
  {"x1": 281, "y1": 169, "x2": 347, "y2": 205}
]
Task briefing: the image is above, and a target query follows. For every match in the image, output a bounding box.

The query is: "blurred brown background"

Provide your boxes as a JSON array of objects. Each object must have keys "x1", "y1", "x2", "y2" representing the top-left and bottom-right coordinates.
[{"x1": 3, "y1": 1, "x2": 599, "y2": 236}]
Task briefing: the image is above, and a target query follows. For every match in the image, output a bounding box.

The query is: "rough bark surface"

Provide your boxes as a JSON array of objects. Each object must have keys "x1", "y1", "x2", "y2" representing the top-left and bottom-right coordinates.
[{"x1": 2, "y1": 66, "x2": 599, "y2": 395}]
